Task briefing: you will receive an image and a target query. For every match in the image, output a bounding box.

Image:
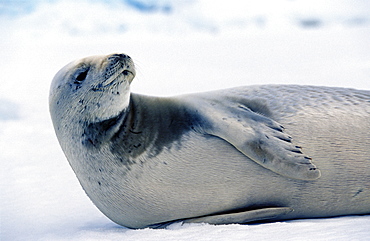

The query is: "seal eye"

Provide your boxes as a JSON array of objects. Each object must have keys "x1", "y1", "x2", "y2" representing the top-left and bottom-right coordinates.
[{"x1": 74, "y1": 68, "x2": 89, "y2": 84}]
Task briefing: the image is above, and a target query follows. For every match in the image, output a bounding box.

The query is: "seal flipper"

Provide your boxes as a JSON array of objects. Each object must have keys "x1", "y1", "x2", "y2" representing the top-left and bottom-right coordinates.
[
  {"x1": 201, "y1": 102, "x2": 321, "y2": 180},
  {"x1": 183, "y1": 207, "x2": 293, "y2": 225}
]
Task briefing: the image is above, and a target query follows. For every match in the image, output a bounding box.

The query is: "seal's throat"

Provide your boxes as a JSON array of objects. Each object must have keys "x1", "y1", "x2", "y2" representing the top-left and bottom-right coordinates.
[
  {"x1": 80, "y1": 94, "x2": 156, "y2": 160},
  {"x1": 81, "y1": 110, "x2": 127, "y2": 149},
  {"x1": 81, "y1": 93, "x2": 205, "y2": 169}
]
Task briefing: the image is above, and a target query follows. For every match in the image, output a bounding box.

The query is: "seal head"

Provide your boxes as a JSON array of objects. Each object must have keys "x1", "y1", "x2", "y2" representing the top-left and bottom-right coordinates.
[{"x1": 50, "y1": 53, "x2": 135, "y2": 124}]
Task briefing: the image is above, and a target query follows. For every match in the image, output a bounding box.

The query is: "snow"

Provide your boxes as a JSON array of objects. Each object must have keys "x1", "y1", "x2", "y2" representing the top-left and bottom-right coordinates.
[{"x1": 0, "y1": 0, "x2": 369, "y2": 240}]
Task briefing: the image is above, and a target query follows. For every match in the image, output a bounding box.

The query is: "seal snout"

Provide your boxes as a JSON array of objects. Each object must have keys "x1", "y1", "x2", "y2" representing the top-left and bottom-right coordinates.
[
  {"x1": 106, "y1": 53, "x2": 135, "y2": 76},
  {"x1": 101, "y1": 53, "x2": 136, "y2": 88}
]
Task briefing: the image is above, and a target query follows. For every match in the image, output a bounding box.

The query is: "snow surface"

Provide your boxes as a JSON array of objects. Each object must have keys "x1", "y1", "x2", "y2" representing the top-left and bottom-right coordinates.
[{"x1": 1, "y1": 0, "x2": 369, "y2": 240}]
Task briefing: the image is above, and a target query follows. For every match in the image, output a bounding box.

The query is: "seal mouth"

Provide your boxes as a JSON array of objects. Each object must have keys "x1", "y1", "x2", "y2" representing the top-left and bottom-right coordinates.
[
  {"x1": 91, "y1": 68, "x2": 134, "y2": 92},
  {"x1": 102, "y1": 68, "x2": 135, "y2": 87}
]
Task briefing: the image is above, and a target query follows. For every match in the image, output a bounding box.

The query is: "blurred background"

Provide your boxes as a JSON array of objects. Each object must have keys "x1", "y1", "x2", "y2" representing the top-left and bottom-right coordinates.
[
  {"x1": 1, "y1": 1, "x2": 369, "y2": 240},
  {"x1": 1, "y1": 0, "x2": 369, "y2": 100}
]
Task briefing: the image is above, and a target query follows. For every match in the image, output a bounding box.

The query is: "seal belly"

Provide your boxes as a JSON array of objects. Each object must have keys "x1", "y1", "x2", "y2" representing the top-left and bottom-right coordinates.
[
  {"x1": 84, "y1": 118, "x2": 370, "y2": 228},
  {"x1": 94, "y1": 131, "x2": 295, "y2": 228},
  {"x1": 275, "y1": 106, "x2": 370, "y2": 220}
]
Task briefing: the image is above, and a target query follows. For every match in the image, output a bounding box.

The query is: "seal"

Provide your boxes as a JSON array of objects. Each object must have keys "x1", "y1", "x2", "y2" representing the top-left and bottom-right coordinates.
[{"x1": 49, "y1": 53, "x2": 370, "y2": 229}]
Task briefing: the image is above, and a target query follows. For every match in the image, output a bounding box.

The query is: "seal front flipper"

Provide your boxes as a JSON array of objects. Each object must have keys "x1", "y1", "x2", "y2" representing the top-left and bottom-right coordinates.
[
  {"x1": 202, "y1": 103, "x2": 321, "y2": 180},
  {"x1": 183, "y1": 207, "x2": 293, "y2": 225}
]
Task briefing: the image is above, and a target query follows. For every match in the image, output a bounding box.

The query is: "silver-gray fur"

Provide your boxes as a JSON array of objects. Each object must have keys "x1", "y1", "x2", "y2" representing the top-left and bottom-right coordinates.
[{"x1": 49, "y1": 54, "x2": 370, "y2": 229}]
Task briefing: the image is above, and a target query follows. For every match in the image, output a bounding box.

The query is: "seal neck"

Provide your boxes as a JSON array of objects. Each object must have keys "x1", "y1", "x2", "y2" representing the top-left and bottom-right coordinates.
[{"x1": 80, "y1": 107, "x2": 129, "y2": 149}]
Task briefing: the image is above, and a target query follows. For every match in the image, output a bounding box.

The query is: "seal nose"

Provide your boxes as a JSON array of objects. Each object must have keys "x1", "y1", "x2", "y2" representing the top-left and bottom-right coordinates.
[{"x1": 109, "y1": 53, "x2": 130, "y2": 61}]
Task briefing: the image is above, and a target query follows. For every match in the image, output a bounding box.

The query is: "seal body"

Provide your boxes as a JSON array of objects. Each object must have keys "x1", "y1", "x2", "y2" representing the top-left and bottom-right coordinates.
[{"x1": 50, "y1": 54, "x2": 370, "y2": 229}]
